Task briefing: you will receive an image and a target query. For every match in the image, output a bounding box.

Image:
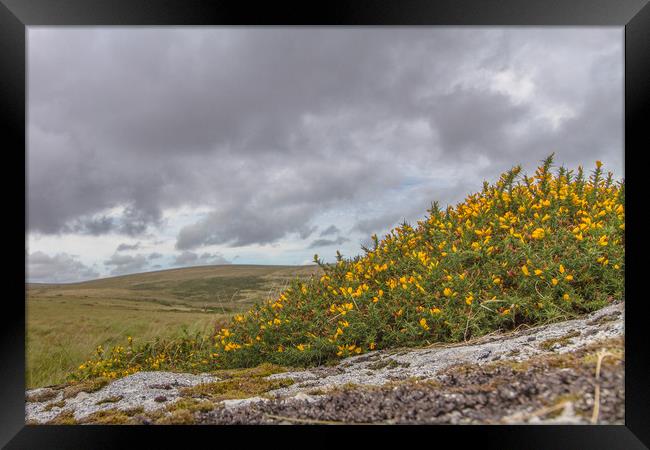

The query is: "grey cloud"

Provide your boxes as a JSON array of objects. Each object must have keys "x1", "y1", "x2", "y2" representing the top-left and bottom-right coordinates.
[
  {"x1": 28, "y1": 28, "x2": 622, "y2": 251},
  {"x1": 148, "y1": 252, "x2": 163, "y2": 260},
  {"x1": 319, "y1": 225, "x2": 340, "y2": 237},
  {"x1": 308, "y1": 236, "x2": 350, "y2": 249},
  {"x1": 176, "y1": 203, "x2": 319, "y2": 249},
  {"x1": 27, "y1": 251, "x2": 100, "y2": 283},
  {"x1": 116, "y1": 242, "x2": 141, "y2": 252},
  {"x1": 172, "y1": 251, "x2": 231, "y2": 267},
  {"x1": 352, "y1": 214, "x2": 403, "y2": 237},
  {"x1": 298, "y1": 225, "x2": 318, "y2": 240},
  {"x1": 70, "y1": 216, "x2": 115, "y2": 235},
  {"x1": 104, "y1": 253, "x2": 149, "y2": 276}
]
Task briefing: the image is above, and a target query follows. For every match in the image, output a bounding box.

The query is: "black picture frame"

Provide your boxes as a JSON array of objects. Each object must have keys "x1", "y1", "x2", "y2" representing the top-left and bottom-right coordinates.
[{"x1": 2, "y1": 0, "x2": 648, "y2": 448}]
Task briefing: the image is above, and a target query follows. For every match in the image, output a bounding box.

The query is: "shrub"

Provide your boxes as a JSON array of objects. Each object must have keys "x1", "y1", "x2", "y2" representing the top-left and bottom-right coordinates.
[{"x1": 213, "y1": 155, "x2": 624, "y2": 368}]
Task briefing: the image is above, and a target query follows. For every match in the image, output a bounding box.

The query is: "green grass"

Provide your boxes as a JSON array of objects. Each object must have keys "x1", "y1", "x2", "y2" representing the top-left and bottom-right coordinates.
[{"x1": 26, "y1": 264, "x2": 319, "y2": 388}]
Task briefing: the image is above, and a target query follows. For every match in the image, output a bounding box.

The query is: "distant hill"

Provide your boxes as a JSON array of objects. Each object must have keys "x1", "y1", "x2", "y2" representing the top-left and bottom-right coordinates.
[{"x1": 27, "y1": 264, "x2": 321, "y2": 309}]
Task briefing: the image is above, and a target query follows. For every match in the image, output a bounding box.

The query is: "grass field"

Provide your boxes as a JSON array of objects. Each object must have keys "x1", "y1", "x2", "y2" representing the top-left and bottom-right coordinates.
[{"x1": 26, "y1": 264, "x2": 319, "y2": 388}]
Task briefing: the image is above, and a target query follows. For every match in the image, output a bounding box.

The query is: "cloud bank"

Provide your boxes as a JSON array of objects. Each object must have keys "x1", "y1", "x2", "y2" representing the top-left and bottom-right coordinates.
[{"x1": 27, "y1": 28, "x2": 623, "y2": 281}]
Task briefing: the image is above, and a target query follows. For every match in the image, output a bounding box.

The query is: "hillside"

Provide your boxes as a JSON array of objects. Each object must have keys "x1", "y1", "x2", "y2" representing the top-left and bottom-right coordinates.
[
  {"x1": 70, "y1": 156, "x2": 624, "y2": 384},
  {"x1": 27, "y1": 264, "x2": 319, "y2": 388},
  {"x1": 27, "y1": 264, "x2": 320, "y2": 311}
]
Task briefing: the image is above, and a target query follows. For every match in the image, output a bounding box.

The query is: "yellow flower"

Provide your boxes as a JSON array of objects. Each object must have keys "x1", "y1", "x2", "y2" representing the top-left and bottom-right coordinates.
[
  {"x1": 559, "y1": 264, "x2": 565, "y2": 274},
  {"x1": 521, "y1": 265, "x2": 530, "y2": 276},
  {"x1": 534, "y1": 269, "x2": 543, "y2": 276},
  {"x1": 419, "y1": 318, "x2": 429, "y2": 330},
  {"x1": 443, "y1": 287, "x2": 453, "y2": 297},
  {"x1": 369, "y1": 342, "x2": 376, "y2": 350},
  {"x1": 565, "y1": 275, "x2": 573, "y2": 281},
  {"x1": 596, "y1": 160, "x2": 603, "y2": 169},
  {"x1": 531, "y1": 228, "x2": 545, "y2": 239},
  {"x1": 563, "y1": 293, "x2": 570, "y2": 301},
  {"x1": 296, "y1": 344, "x2": 305, "y2": 351},
  {"x1": 465, "y1": 294, "x2": 474, "y2": 305},
  {"x1": 551, "y1": 278, "x2": 558, "y2": 286},
  {"x1": 493, "y1": 277, "x2": 501, "y2": 285}
]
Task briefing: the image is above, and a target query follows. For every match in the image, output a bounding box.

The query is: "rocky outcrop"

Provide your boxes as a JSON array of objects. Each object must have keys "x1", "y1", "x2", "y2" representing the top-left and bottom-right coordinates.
[{"x1": 26, "y1": 302, "x2": 624, "y2": 425}]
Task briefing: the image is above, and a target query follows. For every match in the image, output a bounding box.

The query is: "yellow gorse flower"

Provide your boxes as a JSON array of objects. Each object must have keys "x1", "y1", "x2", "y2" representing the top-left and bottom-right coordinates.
[{"x1": 531, "y1": 228, "x2": 545, "y2": 239}]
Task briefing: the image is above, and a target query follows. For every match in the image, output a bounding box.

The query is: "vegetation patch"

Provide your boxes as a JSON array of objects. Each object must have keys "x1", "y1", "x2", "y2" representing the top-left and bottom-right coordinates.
[
  {"x1": 62, "y1": 377, "x2": 110, "y2": 399},
  {"x1": 96, "y1": 395, "x2": 123, "y2": 405},
  {"x1": 25, "y1": 389, "x2": 57, "y2": 403},
  {"x1": 180, "y1": 377, "x2": 294, "y2": 402},
  {"x1": 78, "y1": 407, "x2": 144, "y2": 425},
  {"x1": 539, "y1": 330, "x2": 582, "y2": 351},
  {"x1": 587, "y1": 312, "x2": 621, "y2": 326},
  {"x1": 210, "y1": 362, "x2": 289, "y2": 380},
  {"x1": 46, "y1": 410, "x2": 77, "y2": 425},
  {"x1": 43, "y1": 400, "x2": 66, "y2": 411},
  {"x1": 154, "y1": 409, "x2": 195, "y2": 425}
]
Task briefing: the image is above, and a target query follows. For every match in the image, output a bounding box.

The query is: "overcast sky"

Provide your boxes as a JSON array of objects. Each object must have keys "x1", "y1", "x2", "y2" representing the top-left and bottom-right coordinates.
[{"x1": 26, "y1": 27, "x2": 623, "y2": 283}]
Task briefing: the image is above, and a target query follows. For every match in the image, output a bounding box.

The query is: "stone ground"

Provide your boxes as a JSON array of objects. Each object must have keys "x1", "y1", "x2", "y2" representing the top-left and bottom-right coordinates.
[{"x1": 26, "y1": 301, "x2": 624, "y2": 425}]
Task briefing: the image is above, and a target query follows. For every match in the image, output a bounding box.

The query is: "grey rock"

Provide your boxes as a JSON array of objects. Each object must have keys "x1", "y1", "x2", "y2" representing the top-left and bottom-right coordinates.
[{"x1": 26, "y1": 371, "x2": 219, "y2": 424}]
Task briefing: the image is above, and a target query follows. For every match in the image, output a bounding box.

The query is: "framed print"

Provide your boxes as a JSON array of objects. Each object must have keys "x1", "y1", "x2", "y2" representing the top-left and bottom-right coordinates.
[{"x1": 2, "y1": 0, "x2": 648, "y2": 448}]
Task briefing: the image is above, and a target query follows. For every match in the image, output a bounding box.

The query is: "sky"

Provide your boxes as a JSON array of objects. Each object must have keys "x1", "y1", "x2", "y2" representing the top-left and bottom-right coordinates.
[{"x1": 26, "y1": 27, "x2": 624, "y2": 283}]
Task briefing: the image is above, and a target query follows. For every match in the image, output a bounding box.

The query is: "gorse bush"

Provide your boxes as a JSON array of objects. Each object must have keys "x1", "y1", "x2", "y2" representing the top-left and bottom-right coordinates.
[
  {"x1": 213, "y1": 155, "x2": 624, "y2": 368},
  {"x1": 72, "y1": 332, "x2": 217, "y2": 382},
  {"x1": 73, "y1": 155, "x2": 624, "y2": 380}
]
